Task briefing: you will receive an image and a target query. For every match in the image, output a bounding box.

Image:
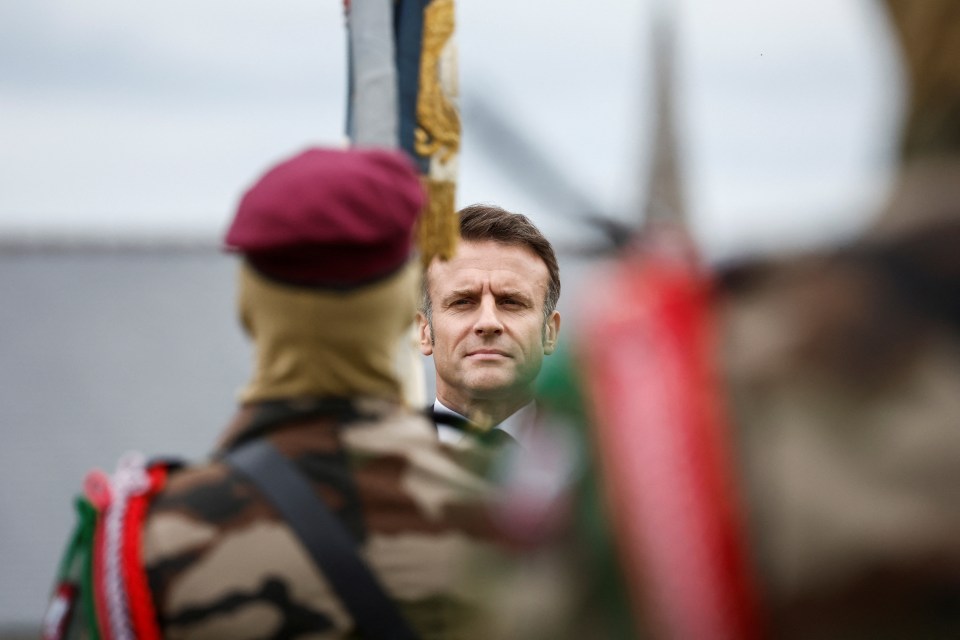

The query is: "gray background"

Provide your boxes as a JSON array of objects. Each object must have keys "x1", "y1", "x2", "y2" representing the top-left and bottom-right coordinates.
[{"x1": 1, "y1": 248, "x2": 246, "y2": 634}]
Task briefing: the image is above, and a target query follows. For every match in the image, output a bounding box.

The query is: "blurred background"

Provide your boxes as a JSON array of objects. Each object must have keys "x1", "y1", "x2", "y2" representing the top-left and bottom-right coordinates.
[{"x1": 1, "y1": 0, "x2": 902, "y2": 634}]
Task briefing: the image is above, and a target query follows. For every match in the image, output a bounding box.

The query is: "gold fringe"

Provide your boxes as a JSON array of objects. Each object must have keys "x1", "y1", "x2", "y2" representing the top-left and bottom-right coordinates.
[
  {"x1": 417, "y1": 178, "x2": 458, "y2": 264},
  {"x1": 415, "y1": 0, "x2": 460, "y2": 163}
]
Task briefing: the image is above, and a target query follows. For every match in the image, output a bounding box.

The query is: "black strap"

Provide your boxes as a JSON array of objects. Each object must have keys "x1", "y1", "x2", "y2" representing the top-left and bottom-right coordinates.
[
  {"x1": 223, "y1": 440, "x2": 420, "y2": 640},
  {"x1": 231, "y1": 399, "x2": 362, "y2": 450}
]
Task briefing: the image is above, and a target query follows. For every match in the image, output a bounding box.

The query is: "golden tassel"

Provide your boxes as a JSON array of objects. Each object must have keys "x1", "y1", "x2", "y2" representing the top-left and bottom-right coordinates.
[{"x1": 417, "y1": 178, "x2": 458, "y2": 265}]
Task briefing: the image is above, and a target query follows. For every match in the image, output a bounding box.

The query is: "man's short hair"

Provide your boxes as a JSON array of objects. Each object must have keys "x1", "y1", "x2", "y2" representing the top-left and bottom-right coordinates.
[{"x1": 420, "y1": 204, "x2": 561, "y2": 323}]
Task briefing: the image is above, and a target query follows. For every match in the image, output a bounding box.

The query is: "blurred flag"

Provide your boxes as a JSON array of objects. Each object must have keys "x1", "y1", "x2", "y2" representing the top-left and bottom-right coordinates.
[
  {"x1": 345, "y1": 0, "x2": 460, "y2": 263},
  {"x1": 577, "y1": 228, "x2": 763, "y2": 639}
]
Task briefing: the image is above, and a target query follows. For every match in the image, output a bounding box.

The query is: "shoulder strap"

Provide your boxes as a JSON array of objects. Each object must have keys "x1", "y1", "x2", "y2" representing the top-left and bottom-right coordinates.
[{"x1": 223, "y1": 439, "x2": 420, "y2": 640}]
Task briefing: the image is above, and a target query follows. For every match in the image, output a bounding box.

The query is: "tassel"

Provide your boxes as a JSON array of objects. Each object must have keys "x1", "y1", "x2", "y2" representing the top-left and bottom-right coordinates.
[{"x1": 417, "y1": 178, "x2": 458, "y2": 264}]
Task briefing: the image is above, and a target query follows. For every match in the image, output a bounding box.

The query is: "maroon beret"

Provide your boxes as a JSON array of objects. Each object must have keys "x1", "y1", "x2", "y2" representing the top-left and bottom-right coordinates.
[{"x1": 225, "y1": 147, "x2": 425, "y2": 287}]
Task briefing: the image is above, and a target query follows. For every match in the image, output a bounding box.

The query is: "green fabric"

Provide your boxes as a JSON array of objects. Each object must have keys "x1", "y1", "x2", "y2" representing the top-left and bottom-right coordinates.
[
  {"x1": 535, "y1": 342, "x2": 639, "y2": 639},
  {"x1": 52, "y1": 496, "x2": 101, "y2": 640}
]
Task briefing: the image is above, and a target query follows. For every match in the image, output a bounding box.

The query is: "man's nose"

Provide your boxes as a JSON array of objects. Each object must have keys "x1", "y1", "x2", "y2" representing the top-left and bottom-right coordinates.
[{"x1": 474, "y1": 297, "x2": 503, "y2": 335}]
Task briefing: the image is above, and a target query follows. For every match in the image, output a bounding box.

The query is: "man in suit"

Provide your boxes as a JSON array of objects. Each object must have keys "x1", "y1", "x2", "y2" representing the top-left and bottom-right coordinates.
[{"x1": 418, "y1": 204, "x2": 561, "y2": 448}]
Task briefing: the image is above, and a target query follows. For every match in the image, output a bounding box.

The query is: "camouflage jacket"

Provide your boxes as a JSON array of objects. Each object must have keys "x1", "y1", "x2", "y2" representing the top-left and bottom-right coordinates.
[{"x1": 143, "y1": 397, "x2": 502, "y2": 640}]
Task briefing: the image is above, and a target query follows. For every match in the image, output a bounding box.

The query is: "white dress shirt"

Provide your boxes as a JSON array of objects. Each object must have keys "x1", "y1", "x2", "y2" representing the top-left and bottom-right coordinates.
[{"x1": 433, "y1": 399, "x2": 537, "y2": 449}]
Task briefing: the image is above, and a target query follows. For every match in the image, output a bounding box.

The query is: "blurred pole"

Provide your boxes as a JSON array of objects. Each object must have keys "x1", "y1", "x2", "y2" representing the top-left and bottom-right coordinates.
[
  {"x1": 345, "y1": 0, "x2": 400, "y2": 148},
  {"x1": 345, "y1": 0, "x2": 447, "y2": 408},
  {"x1": 641, "y1": 0, "x2": 687, "y2": 229}
]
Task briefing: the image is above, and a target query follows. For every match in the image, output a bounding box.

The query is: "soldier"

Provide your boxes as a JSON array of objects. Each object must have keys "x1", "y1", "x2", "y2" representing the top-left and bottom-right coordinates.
[
  {"x1": 522, "y1": 3, "x2": 960, "y2": 638},
  {"x1": 44, "y1": 147, "x2": 503, "y2": 640},
  {"x1": 716, "y1": 2, "x2": 960, "y2": 635}
]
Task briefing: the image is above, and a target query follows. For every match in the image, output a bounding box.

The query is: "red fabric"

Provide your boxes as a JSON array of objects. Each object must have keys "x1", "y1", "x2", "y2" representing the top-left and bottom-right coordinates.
[
  {"x1": 122, "y1": 465, "x2": 168, "y2": 640},
  {"x1": 83, "y1": 469, "x2": 113, "y2": 512},
  {"x1": 578, "y1": 235, "x2": 762, "y2": 639},
  {"x1": 225, "y1": 147, "x2": 425, "y2": 286},
  {"x1": 91, "y1": 508, "x2": 114, "y2": 640},
  {"x1": 41, "y1": 583, "x2": 79, "y2": 640}
]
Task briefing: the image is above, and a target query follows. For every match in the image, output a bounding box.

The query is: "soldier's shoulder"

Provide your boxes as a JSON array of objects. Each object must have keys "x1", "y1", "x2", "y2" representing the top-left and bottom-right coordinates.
[{"x1": 344, "y1": 398, "x2": 496, "y2": 498}]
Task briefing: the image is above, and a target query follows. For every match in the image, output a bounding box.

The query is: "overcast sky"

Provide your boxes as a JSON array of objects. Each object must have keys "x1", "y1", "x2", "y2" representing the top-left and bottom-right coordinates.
[{"x1": 1, "y1": 0, "x2": 903, "y2": 260}]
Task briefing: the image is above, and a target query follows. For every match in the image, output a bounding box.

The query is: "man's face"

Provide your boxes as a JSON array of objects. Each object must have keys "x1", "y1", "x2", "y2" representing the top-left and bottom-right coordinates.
[{"x1": 418, "y1": 240, "x2": 560, "y2": 410}]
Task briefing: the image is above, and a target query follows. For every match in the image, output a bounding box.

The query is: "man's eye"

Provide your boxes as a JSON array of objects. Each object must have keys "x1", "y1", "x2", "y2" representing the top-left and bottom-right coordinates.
[{"x1": 452, "y1": 299, "x2": 472, "y2": 306}]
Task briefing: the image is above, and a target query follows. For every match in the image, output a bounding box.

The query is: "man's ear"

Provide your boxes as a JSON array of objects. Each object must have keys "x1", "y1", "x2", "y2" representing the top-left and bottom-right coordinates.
[
  {"x1": 543, "y1": 310, "x2": 561, "y2": 355},
  {"x1": 416, "y1": 312, "x2": 433, "y2": 356}
]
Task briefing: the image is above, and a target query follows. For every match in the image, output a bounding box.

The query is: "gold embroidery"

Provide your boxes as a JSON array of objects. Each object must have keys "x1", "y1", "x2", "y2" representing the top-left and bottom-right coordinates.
[{"x1": 415, "y1": 0, "x2": 460, "y2": 163}]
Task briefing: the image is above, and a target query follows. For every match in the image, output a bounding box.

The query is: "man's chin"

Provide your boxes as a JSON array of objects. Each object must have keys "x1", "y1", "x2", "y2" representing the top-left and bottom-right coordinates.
[
  {"x1": 461, "y1": 374, "x2": 516, "y2": 396},
  {"x1": 463, "y1": 374, "x2": 542, "y2": 401}
]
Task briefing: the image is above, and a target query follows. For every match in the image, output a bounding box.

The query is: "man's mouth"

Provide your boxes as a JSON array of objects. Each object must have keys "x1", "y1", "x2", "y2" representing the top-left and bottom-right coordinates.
[{"x1": 466, "y1": 349, "x2": 510, "y2": 358}]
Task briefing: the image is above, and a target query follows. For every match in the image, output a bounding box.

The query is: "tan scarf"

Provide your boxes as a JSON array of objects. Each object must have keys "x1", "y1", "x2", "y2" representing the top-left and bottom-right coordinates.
[{"x1": 236, "y1": 260, "x2": 420, "y2": 404}]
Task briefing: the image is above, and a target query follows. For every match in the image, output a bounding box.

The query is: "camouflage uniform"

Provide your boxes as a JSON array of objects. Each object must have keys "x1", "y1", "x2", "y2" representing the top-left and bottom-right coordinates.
[
  {"x1": 717, "y1": 222, "x2": 960, "y2": 639},
  {"x1": 144, "y1": 397, "x2": 500, "y2": 640}
]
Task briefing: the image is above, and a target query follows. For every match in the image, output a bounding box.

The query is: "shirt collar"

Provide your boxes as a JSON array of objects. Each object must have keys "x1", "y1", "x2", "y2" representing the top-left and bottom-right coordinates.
[{"x1": 433, "y1": 398, "x2": 536, "y2": 448}]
